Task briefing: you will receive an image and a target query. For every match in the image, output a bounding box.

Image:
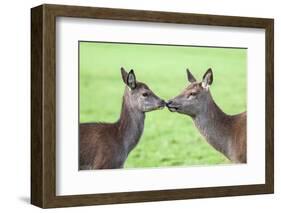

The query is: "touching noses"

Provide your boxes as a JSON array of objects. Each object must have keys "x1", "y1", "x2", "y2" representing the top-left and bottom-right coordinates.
[{"x1": 166, "y1": 100, "x2": 173, "y2": 107}]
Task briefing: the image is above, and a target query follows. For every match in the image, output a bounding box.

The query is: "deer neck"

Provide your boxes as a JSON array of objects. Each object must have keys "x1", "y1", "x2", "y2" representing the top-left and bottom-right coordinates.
[
  {"x1": 117, "y1": 89, "x2": 145, "y2": 154},
  {"x1": 193, "y1": 92, "x2": 232, "y2": 158}
]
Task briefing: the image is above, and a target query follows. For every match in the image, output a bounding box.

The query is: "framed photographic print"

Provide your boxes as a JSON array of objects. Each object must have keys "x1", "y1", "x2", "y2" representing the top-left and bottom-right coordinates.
[{"x1": 31, "y1": 4, "x2": 274, "y2": 208}]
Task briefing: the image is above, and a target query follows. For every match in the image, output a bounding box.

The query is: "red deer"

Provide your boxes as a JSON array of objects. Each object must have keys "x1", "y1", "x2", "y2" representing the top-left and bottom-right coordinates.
[
  {"x1": 166, "y1": 68, "x2": 246, "y2": 163},
  {"x1": 79, "y1": 67, "x2": 165, "y2": 170}
]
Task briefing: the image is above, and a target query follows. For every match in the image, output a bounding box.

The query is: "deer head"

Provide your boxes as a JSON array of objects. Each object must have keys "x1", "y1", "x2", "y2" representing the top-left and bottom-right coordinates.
[
  {"x1": 121, "y1": 67, "x2": 165, "y2": 112},
  {"x1": 166, "y1": 68, "x2": 214, "y2": 117}
]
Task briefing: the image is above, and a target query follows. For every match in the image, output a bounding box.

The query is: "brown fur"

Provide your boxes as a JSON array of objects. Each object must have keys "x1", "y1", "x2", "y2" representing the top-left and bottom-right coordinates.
[
  {"x1": 79, "y1": 123, "x2": 124, "y2": 169},
  {"x1": 229, "y1": 112, "x2": 247, "y2": 163},
  {"x1": 79, "y1": 69, "x2": 165, "y2": 170},
  {"x1": 167, "y1": 69, "x2": 247, "y2": 163}
]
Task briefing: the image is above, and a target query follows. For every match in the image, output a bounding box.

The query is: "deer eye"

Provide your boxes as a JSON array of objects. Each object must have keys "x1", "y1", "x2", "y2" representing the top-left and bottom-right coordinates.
[
  {"x1": 142, "y1": 92, "x2": 149, "y2": 97},
  {"x1": 187, "y1": 92, "x2": 197, "y2": 99}
]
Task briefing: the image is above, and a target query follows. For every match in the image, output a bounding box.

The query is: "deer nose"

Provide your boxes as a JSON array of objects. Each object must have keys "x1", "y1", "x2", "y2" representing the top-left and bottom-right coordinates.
[
  {"x1": 166, "y1": 100, "x2": 173, "y2": 106},
  {"x1": 160, "y1": 100, "x2": 166, "y2": 106}
]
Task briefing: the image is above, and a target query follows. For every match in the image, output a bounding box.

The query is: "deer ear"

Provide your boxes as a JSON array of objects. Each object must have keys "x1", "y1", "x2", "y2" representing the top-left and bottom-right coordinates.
[
  {"x1": 202, "y1": 68, "x2": 213, "y2": 89},
  {"x1": 186, "y1": 68, "x2": 196, "y2": 83},
  {"x1": 127, "y1": 69, "x2": 137, "y2": 90},
  {"x1": 121, "y1": 67, "x2": 128, "y2": 84}
]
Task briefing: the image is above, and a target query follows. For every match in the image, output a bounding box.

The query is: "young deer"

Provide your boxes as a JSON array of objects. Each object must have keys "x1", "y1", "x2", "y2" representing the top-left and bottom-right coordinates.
[
  {"x1": 166, "y1": 68, "x2": 246, "y2": 163},
  {"x1": 79, "y1": 68, "x2": 165, "y2": 170}
]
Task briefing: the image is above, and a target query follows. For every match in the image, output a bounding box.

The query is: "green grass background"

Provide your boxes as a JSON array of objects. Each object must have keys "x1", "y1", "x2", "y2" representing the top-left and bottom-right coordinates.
[{"x1": 79, "y1": 42, "x2": 247, "y2": 168}]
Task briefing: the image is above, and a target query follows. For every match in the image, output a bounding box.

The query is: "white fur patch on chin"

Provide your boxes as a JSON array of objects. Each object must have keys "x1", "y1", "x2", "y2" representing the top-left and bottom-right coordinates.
[{"x1": 169, "y1": 107, "x2": 177, "y2": 112}]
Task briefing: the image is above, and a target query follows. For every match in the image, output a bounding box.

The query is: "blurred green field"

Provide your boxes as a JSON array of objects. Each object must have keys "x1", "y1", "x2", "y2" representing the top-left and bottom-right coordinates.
[{"x1": 79, "y1": 42, "x2": 247, "y2": 168}]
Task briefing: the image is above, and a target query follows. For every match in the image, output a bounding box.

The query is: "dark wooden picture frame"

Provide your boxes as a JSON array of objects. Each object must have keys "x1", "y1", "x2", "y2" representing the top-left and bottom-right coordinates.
[{"x1": 31, "y1": 4, "x2": 274, "y2": 208}]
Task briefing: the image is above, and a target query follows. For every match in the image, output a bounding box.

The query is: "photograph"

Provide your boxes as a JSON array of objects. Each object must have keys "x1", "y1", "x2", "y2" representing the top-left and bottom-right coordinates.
[
  {"x1": 78, "y1": 41, "x2": 247, "y2": 170},
  {"x1": 31, "y1": 4, "x2": 274, "y2": 208}
]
